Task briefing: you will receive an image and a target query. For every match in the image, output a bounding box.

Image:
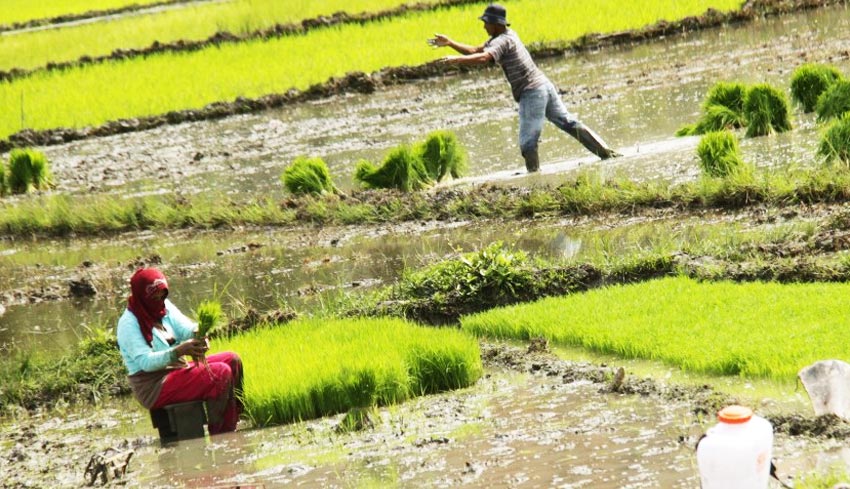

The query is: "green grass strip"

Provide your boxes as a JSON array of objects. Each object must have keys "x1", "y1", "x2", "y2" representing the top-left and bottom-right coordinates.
[
  {"x1": 212, "y1": 317, "x2": 483, "y2": 426},
  {"x1": 0, "y1": 0, "x2": 170, "y2": 28},
  {"x1": 0, "y1": 0, "x2": 742, "y2": 140},
  {"x1": 461, "y1": 276, "x2": 850, "y2": 382},
  {"x1": 0, "y1": 0, "x2": 449, "y2": 72}
]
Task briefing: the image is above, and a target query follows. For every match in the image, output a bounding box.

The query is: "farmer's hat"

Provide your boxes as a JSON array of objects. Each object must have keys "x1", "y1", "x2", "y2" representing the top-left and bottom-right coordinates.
[{"x1": 479, "y1": 4, "x2": 510, "y2": 26}]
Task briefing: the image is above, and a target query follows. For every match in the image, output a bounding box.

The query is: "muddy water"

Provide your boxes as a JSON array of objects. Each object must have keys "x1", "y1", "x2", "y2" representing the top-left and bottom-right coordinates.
[{"x1": 2, "y1": 348, "x2": 842, "y2": 488}]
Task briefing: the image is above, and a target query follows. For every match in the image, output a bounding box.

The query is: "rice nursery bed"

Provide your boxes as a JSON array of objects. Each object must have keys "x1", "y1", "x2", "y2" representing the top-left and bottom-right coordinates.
[
  {"x1": 461, "y1": 276, "x2": 850, "y2": 382},
  {"x1": 0, "y1": 0, "x2": 741, "y2": 140},
  {"x1": 211, "y1": 317, "x2": 483, "y2": 426},
  {"x1": 0, "y1": 0, "x2": 168, "y2": 28}
]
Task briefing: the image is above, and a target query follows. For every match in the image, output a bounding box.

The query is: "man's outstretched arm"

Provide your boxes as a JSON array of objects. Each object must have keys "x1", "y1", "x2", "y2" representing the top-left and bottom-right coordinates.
[{"x1": 428, "y1": 33, "x2": 484, "y2": 55}]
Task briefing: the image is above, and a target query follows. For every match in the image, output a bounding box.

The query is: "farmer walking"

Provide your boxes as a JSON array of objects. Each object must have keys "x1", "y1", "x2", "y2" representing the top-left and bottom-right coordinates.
[{"x1": 429, "y1": 4, "x2": 621, "y2": 172}]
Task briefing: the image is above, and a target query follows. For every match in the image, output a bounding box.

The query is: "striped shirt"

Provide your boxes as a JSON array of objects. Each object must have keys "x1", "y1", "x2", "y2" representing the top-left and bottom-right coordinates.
[{"x1": 484, "y1": 29, "x2": 548, "y2": 102}]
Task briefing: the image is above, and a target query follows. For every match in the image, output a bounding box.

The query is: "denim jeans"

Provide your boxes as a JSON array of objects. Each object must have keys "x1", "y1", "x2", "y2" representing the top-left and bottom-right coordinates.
[{"x1": 517, "y1": 81, "x2": 613, "y2": 158}]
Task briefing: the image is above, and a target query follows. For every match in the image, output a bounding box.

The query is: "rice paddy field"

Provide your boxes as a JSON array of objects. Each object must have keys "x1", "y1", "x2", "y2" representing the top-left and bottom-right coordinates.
[{"x1": 4, "y1": 0, "x2": 850, "y2": 487}]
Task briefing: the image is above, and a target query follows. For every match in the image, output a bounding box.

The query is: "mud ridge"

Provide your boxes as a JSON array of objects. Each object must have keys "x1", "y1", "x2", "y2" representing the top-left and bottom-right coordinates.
[
  {"x1": 482, "y1": 342, "x2": 850, "y2": 440},
  {"x1": 0, "y1": 0, "x2": 206, "y2": 34},
  {"x1": 2, "y1": 0, "x2": 848, "y2": 152}
]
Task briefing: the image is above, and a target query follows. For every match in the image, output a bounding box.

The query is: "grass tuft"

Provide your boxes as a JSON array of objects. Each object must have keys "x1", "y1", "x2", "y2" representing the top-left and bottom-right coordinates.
[{"x1": 790, "y1": 63, "x2": 844, "y2": 113}]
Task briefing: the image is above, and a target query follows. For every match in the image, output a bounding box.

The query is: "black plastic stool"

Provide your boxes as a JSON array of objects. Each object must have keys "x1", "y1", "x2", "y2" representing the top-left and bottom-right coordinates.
[{"x1": 150, "y1": 400, "x2": 207, "y2": 444}]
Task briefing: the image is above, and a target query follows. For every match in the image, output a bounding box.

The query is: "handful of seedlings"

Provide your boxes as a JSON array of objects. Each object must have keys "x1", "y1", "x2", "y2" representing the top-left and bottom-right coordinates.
[{"x1": 194, "y1": 300, "x2": 224, "y2": 370}]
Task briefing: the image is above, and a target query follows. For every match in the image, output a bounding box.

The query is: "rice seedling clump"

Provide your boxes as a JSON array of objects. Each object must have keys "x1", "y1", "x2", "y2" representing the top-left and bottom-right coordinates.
[
  {"x1": 816, "y1": 79, "x2": 850, "y2": 122},
  {"x1": 818, "y1": 113, "x2": 850, "y2": 166},
  {"x1": 696, "y1": 130, "x2": 746, "y2": 178},
  {"x1": 211, "y1": 317, "x2": 482, "y2": 426},
  {"x1": 416, "y1": 130, "x2": 468, "y2": 181},
  {"x1": 790, "y1": 63, "x2": 844, "y2": 113},
  {"x1": 6, "y1": 148, "x2": 52, "y2": 194},
  {"x1": 194, "y1": 300, "x2": 225, "y2": 337},
  {"x1": 743, "y1": 83, "x2": 792, "y2": 137},
  {"x1": 355, "y1": 145, "x2": 433, "y2": 191},
  {"x1": 676, "y1": 81, "x2": 746, "y2": 136},
  {"x1": 281, "y1": 156, "x2": 338, "y2": 196}
]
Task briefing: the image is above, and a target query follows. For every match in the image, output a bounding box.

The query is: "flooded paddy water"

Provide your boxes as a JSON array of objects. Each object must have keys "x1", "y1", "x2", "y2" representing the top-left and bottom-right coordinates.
[{"x1": 4, "y1": 4, "x2": 850, "y2": 487}]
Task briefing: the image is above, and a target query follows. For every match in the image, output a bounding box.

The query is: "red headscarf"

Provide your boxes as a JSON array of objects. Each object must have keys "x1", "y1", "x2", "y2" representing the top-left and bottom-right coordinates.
[{"x1": 127, "y1": 268, "x2": 169, "y2": 346}]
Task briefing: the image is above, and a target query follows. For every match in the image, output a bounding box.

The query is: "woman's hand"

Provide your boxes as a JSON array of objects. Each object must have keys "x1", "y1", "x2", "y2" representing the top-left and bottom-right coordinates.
[{"x1": 175, "y1": 338, "x2": 208, "y2": 358}]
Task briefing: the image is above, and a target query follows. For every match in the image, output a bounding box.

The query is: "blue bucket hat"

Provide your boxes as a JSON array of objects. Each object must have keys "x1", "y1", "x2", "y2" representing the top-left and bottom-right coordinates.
[{"x1": 479, "y1": 4, "x2": 510, "y2": 26}]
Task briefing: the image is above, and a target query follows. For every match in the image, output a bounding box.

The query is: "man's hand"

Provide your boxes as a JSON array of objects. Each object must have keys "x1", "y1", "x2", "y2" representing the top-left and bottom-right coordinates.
[{"x1": 427, "y1": 33, "x2": 451, "y2": 48}]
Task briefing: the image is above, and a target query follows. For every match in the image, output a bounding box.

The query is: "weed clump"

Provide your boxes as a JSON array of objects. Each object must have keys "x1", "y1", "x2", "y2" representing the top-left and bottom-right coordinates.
[
  {"x1": 417, "y1": 130, "x2": 468, "y2": 181},
  {"x1": 818, "y1": 113, "x2": 850, "y2": 166},
  {"x1": 281, "y1": 156, "x2": 338, "y2": 196},
  {"x1": 7, "y1": 148, "x2": 52, "y2": 194},
  {"x1": 355, "y1": 145, "x2": 432, "y2": 191},
  {"x1": 697, "y1": 130, "x2": 747, "y2": 178},
  {"x1": 743, "y1": 84, "x2": 792, "y2": 137},
  {"x1": 676, "y1": 82, "x2": 747, "y2": 136},
  {"x1": 790, "y1": 63, "x2": 844, "y2": 113},
  {"x1": 816, "y1": 79, "x2": 850, "y2": 122}
]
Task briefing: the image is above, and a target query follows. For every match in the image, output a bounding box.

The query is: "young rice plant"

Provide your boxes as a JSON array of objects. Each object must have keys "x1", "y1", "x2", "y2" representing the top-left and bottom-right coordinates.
[
  {"x1": 743, "y1": 83, "x2": 792, "y2": 137},
  {"x1": 818, "y1": 113, "x2": 850, "y2": 167},
  {"x1": 790, "y1": 63, "x2": 844, "y2": 113},
  {"x1": 7, "y1": 147, "x2": 51, "y2": 194},
  {"x1": 461, "y1": 276, "x2": 850, "y2": 382},
  {"x1": 815, "y1": 79, "x2": 850, "y2": 122},
  {"x1": 281, "y1": 156, "x2": 338, "y2": 196},
  {"x1": 355, "y1": 145, "x2": 433, "y2": 192},
  {"x1": 696, "y1": 130, "x2": 748, "y2": 178},
  {"x1": 211, "y1": 317, "x2": 482, "y2": 426},
  {"x1": 676, "y1": 81, "x2": 747, "y2": 136}
]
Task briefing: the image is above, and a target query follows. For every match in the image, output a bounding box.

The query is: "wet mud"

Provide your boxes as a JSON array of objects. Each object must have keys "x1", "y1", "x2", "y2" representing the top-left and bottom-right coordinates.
[{"x1": 1, "y1": 343, "x2": 845, "y2": 488}]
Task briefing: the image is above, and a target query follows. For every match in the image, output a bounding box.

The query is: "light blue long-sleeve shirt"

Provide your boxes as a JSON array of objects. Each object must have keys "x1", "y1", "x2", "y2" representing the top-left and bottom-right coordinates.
[{"x1": 116, "y1": 299, "x2": 197, "y2": 375}]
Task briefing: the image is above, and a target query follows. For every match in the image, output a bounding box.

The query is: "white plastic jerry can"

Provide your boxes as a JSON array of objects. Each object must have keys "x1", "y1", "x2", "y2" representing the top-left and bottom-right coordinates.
[{"x1": 696, "y1": 405, "x2": 774, "y2": 489}]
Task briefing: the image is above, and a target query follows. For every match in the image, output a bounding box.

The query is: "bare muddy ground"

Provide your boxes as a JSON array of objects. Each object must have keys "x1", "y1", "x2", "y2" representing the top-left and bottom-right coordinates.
[{"x1": 1, "y1": 343, "x2": 842, "y2": 488}]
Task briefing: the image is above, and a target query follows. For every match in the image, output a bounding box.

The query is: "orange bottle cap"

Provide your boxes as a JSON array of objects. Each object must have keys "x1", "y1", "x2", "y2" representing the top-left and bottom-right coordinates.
[{"x1": 718, "y1": 405, "x2": 753, "y2": 424}]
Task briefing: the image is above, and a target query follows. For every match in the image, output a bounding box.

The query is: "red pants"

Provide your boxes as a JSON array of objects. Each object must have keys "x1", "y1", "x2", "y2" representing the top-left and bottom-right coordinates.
[{"x1": 152, "y1": 351, "x2": 243, "y2": 434}]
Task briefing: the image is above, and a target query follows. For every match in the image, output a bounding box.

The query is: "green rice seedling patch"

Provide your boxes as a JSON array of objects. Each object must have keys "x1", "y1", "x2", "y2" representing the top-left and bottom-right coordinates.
[
  {"x1": 1, "y1": 0, "x2": 447, "y2": 72},
  {"x1": 6, "y1": 148, "x2": 51, "y2": 194},
  {"x1": 0, "y1": 0, "x2": 165, "y2": 28},
  {"x1": 356, "y1": 146, "x2": 433, "y2": 191},
  {"x1": 211, "y1": 317, "x2": 483, "y2": 426},
  {"x1": 677, "y1": 82, "x2": 747, "y2": 136},
  {"x1": 816, "y1": 79, "x2": 850, "y2": 122},
  {"x1": 461, "y1": 276, "x2": 850, "y2": 382},
  {"x1": 743, "y1": 83, "x2": 792, "y2": 137},
  {"x1": 0, "y1": 0, "x2": 741, "y2": 140},
  {"x1": 818, "y1": 113, "x2": 850, "y2": 166},
  {"x1": 790, "y1": 63, "x2": 844, "y2": 113},
  {"x1": 282, "y1": 156, "x2": 338, "y2": 196},
  {"x1": 696, "y1": 130, "x2": 749, "y2": 178}
]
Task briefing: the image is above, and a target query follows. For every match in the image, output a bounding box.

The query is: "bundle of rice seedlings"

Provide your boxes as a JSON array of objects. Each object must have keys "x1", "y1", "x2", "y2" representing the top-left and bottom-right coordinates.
[
  {"x1": 744, "y1": 84, "x2": 792, "y2": 137},
  {"x1": 696, "y1": 130, "x2": 746, "y2": 178},
  {"x1": 0, "y1": 161, "x2": 5, "y2": 196},
  {"x1": 7, "y1": 148, "x2": 51, "y2": 194},
  {"x1": 281, "y1": 156, "x2": 338, "y2": 196},
  {"x1": 416, "y1": 130, "x2": 468, "y2": 181},
  {"x1": 193, "y1": 299, "x2": 225, "y2": 368},
  {"x1": 676, "y1": 82, "x2": 746, "y2": 136},
  {"x1": 816, "y1": 79, "x2": 850, "y2": 122},
  {"x1": 354, "y1": 145, "x2": 432, "y2": 191},
  {"x1": 818, "y1": 113, "x2": 850, "y2": 166},
  {"x1": 790, "y1": 63, "x2": 844, "y2": 113}
]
